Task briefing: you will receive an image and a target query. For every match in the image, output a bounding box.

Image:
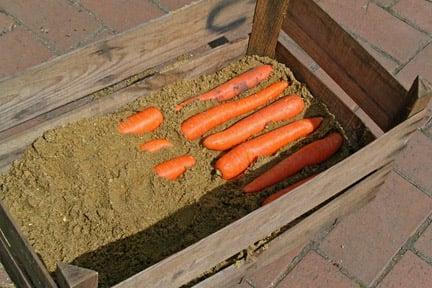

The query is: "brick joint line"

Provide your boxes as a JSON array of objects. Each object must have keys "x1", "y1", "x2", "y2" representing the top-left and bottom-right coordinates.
[{"x1": 393, "y1": 168, "x2": 432, "y2": 198}]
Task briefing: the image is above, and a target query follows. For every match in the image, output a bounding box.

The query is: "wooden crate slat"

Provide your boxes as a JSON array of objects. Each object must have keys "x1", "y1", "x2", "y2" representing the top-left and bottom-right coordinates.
[
  {"x1": 405, "y1": 76, "x2": 432, "y2": 119},
  {"x1": 0, "y1": 0, "x2": 255, "y2": 133},
  {"x1": 247, "y1": 0, "x2": 290, "y2": 57},
  {"x1": 276, "y1": 32, "x2": 375, "y2": 147},
  {"x1": 0, "y1": 38, "x2": 248, "y2": 173},
  {"x1": 0, "y1": 202, "x2": 57, "y2": 288},
  {"x1": 113, "y1": 109, "x2": 424, "y2": 288},
  {"x1": 56, "y1": 263, "x2": 98, "y2": 288},
  {"x1": 194, "y1": 165, "x2": 390, "y2": 287},
  {"x1": 283, "y1": 0, "x2": 408, "y2": 131}
]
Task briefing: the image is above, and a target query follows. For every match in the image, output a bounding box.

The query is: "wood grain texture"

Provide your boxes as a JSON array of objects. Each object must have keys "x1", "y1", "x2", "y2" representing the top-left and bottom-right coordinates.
[
  {"x1": 283, "y1": 0, "x2": 407, "y2": 131},
  {"x1": 0, "y1": 202, "x2": 56, "y2": 288},
  {"x1": 0, "y1": 38, "x2": 248, "y2": 173},
  {"x1": 0, "y1": 0, "x2": 255, "y2": 132},
  {"x1": 405, "y1": 76, "x2": 432, "y2": 119},
  {"x1": 194, "y1": 166, "x2": 390, "y2": 287},
  {"x1": 56, "y1": 263, "x2": 98, "y2": 288},
  {"x1": 113, "y1": 110, "x2": 424, "y2": 288},
  {"x1": 247, "y1": 0, "x2": 290, "y2": 57},
  {"x1": 276, "y1": 31, "x2": 375, "y2": 148}
]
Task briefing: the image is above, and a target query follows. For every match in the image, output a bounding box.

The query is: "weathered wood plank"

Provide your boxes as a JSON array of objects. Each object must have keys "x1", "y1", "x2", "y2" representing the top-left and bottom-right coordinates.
[
  {"x1": 113, "y1": 108, "x2": 425, "y2": 288},
  {"x1": 247, "y1": 0, "x2": 290, "y2": 57},
  {"x1": 194, "y1": 166, "x2": 390, "y2": 287},
  {"x1": 0, "y1": 0, "x2": 255, "y2": 132},
  {"x1": 283, "y1": 0, "x2": 407, "y2": 131},
  {"x1": 0, "y1": 202, "x2": 56, "y2": 288},
  {"x1": 405, "y1": 76, "x2": 432, "y2": 119},
  {"x1": 0, "y1": 38, "x2": 248, "y2": 173},
  {"x1": 276, "y1": 32, "x2": 375, "y2": 147},
  {"x1": 56, "y1": 263, "x2": 97, "y2": 288}
]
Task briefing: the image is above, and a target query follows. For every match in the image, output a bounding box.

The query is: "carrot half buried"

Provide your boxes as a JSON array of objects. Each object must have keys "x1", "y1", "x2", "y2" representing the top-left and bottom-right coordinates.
[
  {"x1": 244, "y1": 132, "x2": 343, "y2": 193},
  {"x1": 181, "y1": 81, "x2": 288, "y2": 141},
  {"x1": 139, "y1": 139, "x2": 173, "y2": 152},
  {"x1": 154, "y1": 155, "x2": 196, "y2": 180},
  {"x1": 262, "y1": 174, "x2": 317, "y2": 206},
  {"x1": 118, "y1": 107, "x2": 163, "y2": 135},
  {"x1": 215, "y1": 117, "x2": 323, "y2": 180},
  {"x1": 203, "y1": 95, "x2": 305, "y2": 151},
  {"x1": 175, "y1": 64, "x2": 273, "y2": 111}
]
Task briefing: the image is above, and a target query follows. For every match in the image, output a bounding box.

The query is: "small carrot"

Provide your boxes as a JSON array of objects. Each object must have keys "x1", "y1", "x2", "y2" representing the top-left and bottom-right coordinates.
[
  {"x1": 215, "y1": 117, "x2": 323, "y2": 180},
  {"x1": 261, "y1": 174, "x2": 317, "y2": 206},
  {"x1": 154, "y1": 155, "x2": 196, "y2": 180},
  {"x1": 244, "y1": 132, "x2": 343, "y2": 193},
  {"x1": 181, "y1": 81, "x2": 288, "y2": 141},
  {"x1": 203, "y1": 95, "x2": 305, "y2": 151},
  {"x1": 139, "y1": 139, "x2": 173, "y2": 152},
  {"x1": 118, "y1": 107, "x2": 163, "y2": 135},
  {"x1": 175, "y1": 64, "x2": 273, "y2": 111}
]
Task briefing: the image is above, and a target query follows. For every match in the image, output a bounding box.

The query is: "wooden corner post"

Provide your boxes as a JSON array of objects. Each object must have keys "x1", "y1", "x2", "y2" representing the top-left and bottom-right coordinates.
[{"x1": 247, "y1": 0, "x2": 290, "y2": 58}]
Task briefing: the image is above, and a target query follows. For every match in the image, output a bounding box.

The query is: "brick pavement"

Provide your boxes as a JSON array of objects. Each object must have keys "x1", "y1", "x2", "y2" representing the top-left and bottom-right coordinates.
[{"x1": 0, "y1": 0, "x2": 432, "y2": 287}]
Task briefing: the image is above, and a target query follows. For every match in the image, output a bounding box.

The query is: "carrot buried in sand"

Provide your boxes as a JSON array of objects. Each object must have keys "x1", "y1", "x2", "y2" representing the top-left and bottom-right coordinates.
[
  {"x1": 203, "y1": 95, "x2": 305, "y2": 151},
  {"x1": 215, "y1": 117, "x2": 323, "y2": 180},
  {"x1": 175, "y1": 64, "x2": 273, "y2": 111},
  {"x1": 181, "y1": 81, "x2": 288, "y2": 141},
  {"x1": 118, "y1": 107, "x2": 163, "y2": 135},
  {"x1": 154, "y1": 155, "x2": 196, "y2": 180},
  {"x1": 139, "y1": 139, "x2": 173, "y2": 152},
  {"x1": 262, "y1": 174, "x2": 317, "y2": 206},
  {"x1": 244, "y1": 132, "x2": 343, "y2": 193}
]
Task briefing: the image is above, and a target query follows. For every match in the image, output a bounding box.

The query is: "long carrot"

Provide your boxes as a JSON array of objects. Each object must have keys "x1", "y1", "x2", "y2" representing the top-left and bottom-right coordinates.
[
  {"x1": 181, "y1": 81, "x2": 288, "y2": 141},
  {"x1": 261, "y1": 174, "x2": 317, "y2": 206},
  {"x1": 118, "y1": 107, "x2": 163, "y2": 135},
  {"x1": 154, "y1": 155, "x2": 196, "y2": 180},
  {"x1": 139, "y1": 139, "x2": 173, "y2": 152},
  {"x1": 215, "y1": 117, "x2": 323, "y2": 180},
  {"x1": 203, "y1": 95, "x2": 304, "y2": 151},
  {"x1": 175, "y1": 64, "x2": 273, "y2": 111},
  {"x1": 244, "y1": 132, "x2": 343, "y2": 193}
]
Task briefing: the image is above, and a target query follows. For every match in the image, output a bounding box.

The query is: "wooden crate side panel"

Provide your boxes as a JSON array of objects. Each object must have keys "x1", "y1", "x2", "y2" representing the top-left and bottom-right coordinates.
[
  {"x1": 283, "y1": 0, "x2": 408, "y2": 131},
  {"x1": 0, "y1": 38, "x2": 248, "y2": 173},
  {"x1": 0, "y1": 202, "x2": 56, "y2": 288},
  {"x1": 0, "y1": 0, "x2": 255, "y2": 132},
  {"x1": 276, "y1": 32, "x2": 375, "y2": 148},
  {"x1": 247, "y1": 0, "x2": 290, "y2": 58},
  {"x1": 113, "y1": 109, "x2": 425, "y2": 288},
  {"x1": 194, "y1": 166, "x2": 390, "y2": 287}
]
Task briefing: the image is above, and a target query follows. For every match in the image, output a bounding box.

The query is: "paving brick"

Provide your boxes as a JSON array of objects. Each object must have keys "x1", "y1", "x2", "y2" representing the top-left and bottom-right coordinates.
[
  {"x1": 378, "y1": 251, "x2": 432, "y2": 288},
  {"x1": 0, "y1": 27, "x2": 53, "y2": 79},
  {"x1": 0, "y1": 0, "x2": 100, "y2": 53},
  {"x1": 373, "y1": 0, "x2": 399, "y2": 8},
  {"x1": 320, "y1": 171, "x2": 432, "y2": 285},
  {"x1": 355, "y1": 36, "x2": 400, "y2": 73},
  {"x1": 246, "y1": 243, "x2": 304, "y2": 287},
  {"x1": 0, "y1": 263, "x2": 13, "y2": 287},
  {"x1": 318, "y1": 0, "x2": 430, "y2": 63},
  {"x1": 160, "y1": 0, "x2": 194, "y2": 11},
  {"x1": 279, "y1": 251, "x2": 356, "y2": 288},
  {"x1": 392, "y1": 0, "x2": 432, "y2": 34},
  {"x1": 0, "y1": 12, "x2": 14, "y2": 33},
  {"x1": 415, "y1": 223, "x2": 432, "y2": 258},
  {"x1": 226, "y1": 278, "x2": 253, "y2": 288},
  {"x1": 394, "y1": 131, "x2": 432, "y2": 196},
  {"x1": 79, "y1": 0, "x2": 165, "y2": 33},
  {"x1": 396, "y1": 42, "x2": 432, "y2": 89}
]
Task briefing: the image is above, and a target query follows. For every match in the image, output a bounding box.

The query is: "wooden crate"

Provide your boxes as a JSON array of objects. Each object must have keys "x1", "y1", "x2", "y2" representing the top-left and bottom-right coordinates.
[{"x1": 0, "y1": 0, "x2": 431, "y2": 287}]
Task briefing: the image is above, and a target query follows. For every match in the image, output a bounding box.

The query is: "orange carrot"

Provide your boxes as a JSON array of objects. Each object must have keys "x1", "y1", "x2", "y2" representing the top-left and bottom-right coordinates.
[
  {"x1": 139, "y1": 139, "x2": 173, "y2": 152},
  {"x1": 154, "y1": 155, "x2": 196, "y2": 180},
  {"x1": 175, "y1": 64, "x2": 273, "y2": 111},
  {"x1": 203, "y1": 95, "x2": 304, "y2": 151},
  {"x1": 118, "y1": 107, "x2": 163, "y2": 135},
  {"x1": 244, "y1": 132, "x2": 343, "y2": 193},
  {"x1": 261, "y1": 174, "x2": 317, "y2": 205},
  {"x1": 215, "y1": 117, "x2": 323, "y2": 180},
  {"x1": 181, "y1": 81, "x2": 288, "y2": 141}
]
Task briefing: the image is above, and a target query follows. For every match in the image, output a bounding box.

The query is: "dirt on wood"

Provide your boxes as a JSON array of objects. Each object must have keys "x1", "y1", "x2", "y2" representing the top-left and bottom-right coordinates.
[{"x1": 0, "y1": 56, "x2": 351, "y2": 287}]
